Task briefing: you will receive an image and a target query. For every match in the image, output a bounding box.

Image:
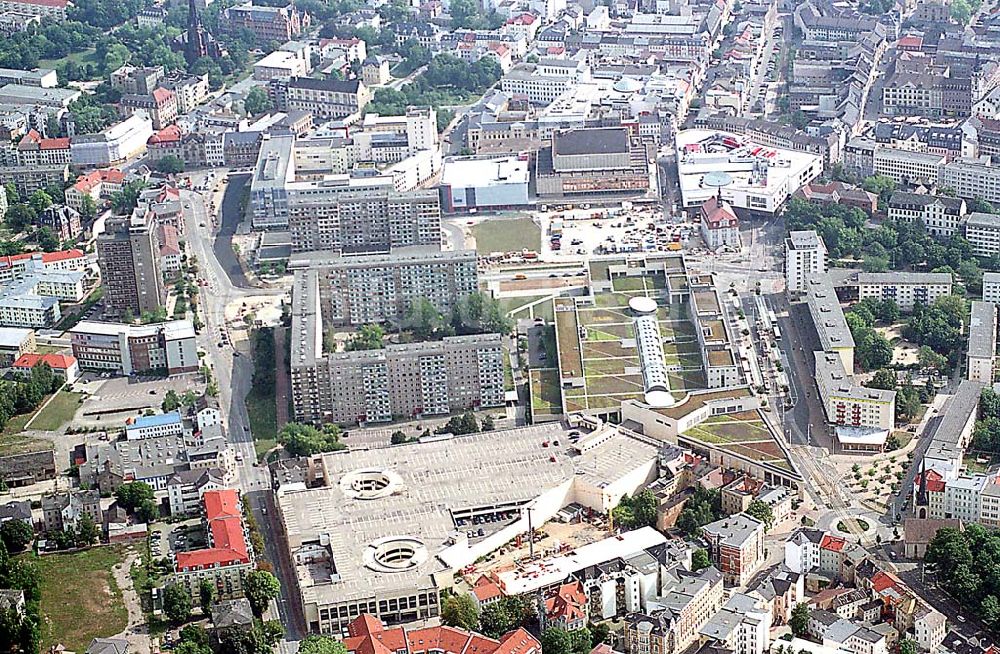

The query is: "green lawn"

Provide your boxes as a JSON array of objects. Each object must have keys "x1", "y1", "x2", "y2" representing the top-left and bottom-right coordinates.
[
  {"x1": 247, "y1": 328, "x2": 278, "y2": 460},
  {"x1": 472, "y1": 218, "x2": 541, "y2": 254},
  {"x1": 28, "y1": 391, "x2": 83, "y2": 431},
  {"x1": 39, "y1": 47, "x2": 100, "y2": 73},
  {"x1": 33, "y1": 546, "x2": 128, "y2": 652}
]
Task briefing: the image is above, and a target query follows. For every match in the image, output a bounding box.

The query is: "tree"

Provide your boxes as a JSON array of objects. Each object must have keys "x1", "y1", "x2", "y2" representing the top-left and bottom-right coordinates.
[
  {"x1": 0, "y1": 520, "x2": 32, "y2": 552},
  {"x1": 137, "y1": 499, "x2": 159, "y2": 523},
  {"x1": 441, "y1": 593, "x2": 479, "y2": 631},
  {"x1": 612, "y1": 490, "x2": 658, "y2": 530},
  {"x1": 75, "y1": 513, "x2": 99, "y2": 546},
  {"x1": 590, "y1": 623, "x2": 610, "y2": 647},
  {"x1": 162, "y1": 389, "x2": 181, "y2": 412},
  {"x1": 243, "y1": 569, "x2": 281, "y2": 616},
  {"x1": 745, "y1": 501, "x2": 774, "y2": 531},
  {"x1": 199, "y1": 579, "x2": 215, "y2": 614},
  {"x1": 244, "y1": 87, "x2": 273, "y2": 116},
  {"x1": 692, "y1": 548, "x2": 711, "y2": 572},
  {"x1": 180, "y1": 624, "x2": 209, "y2": 648},
  {"x1": 155, "y1": 155, "x2": 185, "y2": 174},
  {"x1": 345, "y1": 324, "x2": 385, "y2": 351},
  {"x1": 479, "y1": 596, "x2": 533, "y2": 638},
  {"x1": 899, "y1": 640, "x2": 917, "y2": 654},
  {"x1": 404, "y1": 296, "x2": 446, "y2": 339},
  {"x1": 676, "y1": 487, "x2": 722, "y2": 537},
  {"x1": 790, "y1": 602, "x2": 810, "y2": 637},
  {"x1": 37, "y1": 226, "x2": 59, "y2": 252},
  {"x1": 481, "y1": 415, "x2": 495, "y2": 431},
  {"x1": 865, "y1": 369, "x2": 897, "y2": 391},
  {"x1": 438, "y1": 412, "x2": 479, "y2": 435},
  {"x1": 918, "y1": 345, "x2": 948, "y2": 374},
  {"x1": 5, "y1": 204, "x2": 36, "y2": 231},
  {"x1": 27, "y1": 190, "x2": 52, "y2": 213},
  {"x1": 174, "y1": 642, "x2": 212, "y2": 654},
  {"x1": 115, "y1": 481, "x2": 155, "y2": 511},
  {"x1": 79, "y1": 194, "x2": 97, "y2": 221},
  {"x1": 163, "y1": 583, "x2": 192, "y2": 624},
  {"x1": 981, "y1": 595, "x2": 1000, "y2": 625},
  {"x1": 541, "y1": 627, "x2": 575, "y2": 654},
  {"x1": 299, "y1": 635, "x2": 349, "y2": 654},
  {"x1": 278, "y1": 422, "x2": 346, "y2": 456}
]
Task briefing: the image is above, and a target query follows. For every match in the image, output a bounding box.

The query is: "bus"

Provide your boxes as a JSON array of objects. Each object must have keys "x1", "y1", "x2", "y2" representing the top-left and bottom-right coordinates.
[{"x1": 773, "y1": 325, "x2": 782, "y2": 341}]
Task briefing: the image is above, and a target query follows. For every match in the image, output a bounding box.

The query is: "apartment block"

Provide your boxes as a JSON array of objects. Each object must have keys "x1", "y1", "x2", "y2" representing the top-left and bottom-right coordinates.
[
  {"x1": 0, "y1": 0, "x2": 68, "y2": 19},
  {"x1": 815, "y1": 351, "x2": 895, "y2": 445},
  {"x1": 871, "y1": 147, "x2": 944, "y2": 185},
  {"x1": 939, "y1": 157, "x2": 1000, "y2": 205},
  {"x1": 96, "y1": 210, "x2": 165, "y2": 318},
  {"x1": 785, "y1": 230, "x2": 828, "y2": 294},
  {"x1": 856, "y1": 272, "x2": 952, "y2": 311},
  {"x1": 701, "y1": 514, "x2": 766, "y2": 586},
  {"x1": 984, "y1": 272, "x2": 1000, "y2": 304},
  {"x1": 289, "y1": 249, "x2": 477, "y2": 328},
  {"x1": 173, "y1": 489, "x2": 254, "y2": 601},
  {"x1": 886, "y1": 191, "x2": 967, "y2": 238},
  {"x1": 290, "y1": 269, "x2": 504, "y2": 425},
  {"x1": 0, "y1": 326, "x2": 34, "y2": 366},
  {"x1": 625, "y1": 567, "x2": 725, "y2": 654},
  {"x1": 69, "y1": 320, "x2": 199, "y2": 376},
  {"x1": 967, "y1": 301, "x2": 997, "y2": 384},
  {"x1": 698, "y1": 593, "x2": 771, "y2": 654},
  {"x1": 966, "y1": 212, "x2": 1000, "y2": 257}
]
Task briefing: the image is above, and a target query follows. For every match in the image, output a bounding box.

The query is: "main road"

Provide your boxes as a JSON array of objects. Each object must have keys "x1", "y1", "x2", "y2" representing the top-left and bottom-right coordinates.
[{"x1": 181, "y1": 179, "x2": 304, "y2": 643}]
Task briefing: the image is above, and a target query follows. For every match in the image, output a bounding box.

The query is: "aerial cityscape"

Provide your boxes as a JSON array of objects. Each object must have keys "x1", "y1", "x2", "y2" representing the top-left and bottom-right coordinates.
[{"x1": 1, "y1": 0, "x2": 1000, "y2": 652}]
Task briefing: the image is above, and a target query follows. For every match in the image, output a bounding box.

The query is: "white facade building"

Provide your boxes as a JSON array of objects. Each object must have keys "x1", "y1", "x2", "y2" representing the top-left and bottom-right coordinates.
[
  {"x1": 785, "y1": 230, "x2": 828, "y2": 294},
  {"x1": 856, "y1": 272, "x2": 952, "y2": 311},
  {"x1": 71, "y1": 112, "x2": 153, "y2": 167}
]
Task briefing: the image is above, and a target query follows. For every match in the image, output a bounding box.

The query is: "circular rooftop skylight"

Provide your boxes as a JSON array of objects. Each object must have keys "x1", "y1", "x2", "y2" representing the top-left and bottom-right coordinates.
[
  {"x1": 364, "y1": 537, "x2": 428, "y2": 573},
  {"x1": 629, "y1": 296, "x2": 658, "y2": 315},
  {"x1": 340, "y1": 468, "x2": 403, "y2": 500}
]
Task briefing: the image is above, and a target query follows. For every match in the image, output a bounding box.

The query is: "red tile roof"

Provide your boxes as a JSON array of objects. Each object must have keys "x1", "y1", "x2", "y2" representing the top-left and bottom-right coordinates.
[
  {"x1": 700, "y1": 197, "x2": 738, "y2": 228},
  {"x1": 0, "y1": 249, "x2": 84, "y2": 270},
  {"x1": 157, "y1": 224, "x2": 181, "y2": 256},
  {"x1": 17, "y1": 129, "x2": 70, "y2": 151},
  {"x1": 149, "y1": 125, "x2": 182, "y2": 144},
  {"x1": 545, "y1": 581, "x2": 587, "y2": 624},
  {"x1": 152, "y1": 87, "x2": 174, "y2": 105},
  {"x1": 175, "y1": 489, "x2": 251, "y2": 571},
  {"x1": 345, "y1": 614, "x2": 540, "y2": 654},
  {"x1": 15, "y1": 0, "x2": 68, "y2": 7},
  {"x1": 819, "y1": 534, "x2": 847, "y2": 552},
  {"x1": 870, "y1": 570, "x2": 902, "y2": 594},
  {"x1": 914, "y1": 470, "x2": 945, "y2": 493},
  {"x1": 472, "y1": 575, "x2": 503, "y2": 603},
  {"x1": 72, "y1": 169, "x2": 125, "y2": 193},
  {"x1": 13, "y1": 353, "x2": 77, "y2": 371}
]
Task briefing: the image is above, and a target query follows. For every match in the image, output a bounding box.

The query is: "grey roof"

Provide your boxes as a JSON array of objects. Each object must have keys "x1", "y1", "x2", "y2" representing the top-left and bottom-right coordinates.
[
  {"x1": 702, "y1": 513, "x2": 764, "y2": 548},
  {"x1": 0, "y1": 500, "x2": 31, "y2": 522},
  {"x1": 211, "y1": 598, "x2": 254, "y2": 629},
  {"x1": 968, "y1": 212, "x2": 1000, "y2": 228},
  {"x1": 553, "y1": 127, "x2": 629, "y2": 157},
  {"x1": 805, "y1": 276, "x2": 855, "y2": 351},
  {"x1": 969, "y1": 301, "x2": 997, "y2": 359},
  {"x1": 786, "y1": 230, "x2": 824, "y2": 251},
  {"x1": 888, "y1": 190, "x2": 965, "y2": 213},
  {"x1": 984, "y1": 272, "x2": 1000, "y2": 286},
  {"x1": 0, "y1": 327, "x2": 33, "y2": 349},
  {"x1": 86, "y1": 638, "x2": 129, "y2": 654},
  {"x1": 857, "y1": 272, "x2": 952, "y2": 286},
  {"x1": 287, "y1": 76, "x2": 362, "y2": 94}
]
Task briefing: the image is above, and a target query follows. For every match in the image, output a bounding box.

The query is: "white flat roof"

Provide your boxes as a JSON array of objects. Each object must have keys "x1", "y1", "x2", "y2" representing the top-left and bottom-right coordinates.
[
  {"x1": 494, "y1": 527, "x2": 667, "y2": 595},
  {"x1": 441, "y1": 155, "x2": 530, "y2": 189}
]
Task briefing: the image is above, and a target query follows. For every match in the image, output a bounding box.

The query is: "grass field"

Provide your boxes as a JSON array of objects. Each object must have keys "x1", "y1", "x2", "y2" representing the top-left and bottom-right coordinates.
[
  {"x1": 39, "y1": 47, "x2": 101, "y2": 72},
  {"x1": 472, "y1": 218, "x2": 541, "y2": 254},
  {"x1": 247, "y1": 328, "x2": 278, "y2": 459},
  {"x1": 529, "y1": 369, "x2": 563, "y2": 416},
  {"x1": 34, "y1": 546, "x2": 128, "y2": 652},
  {"x1": 28, "y1": 391, "x2": 83, "y2": 431}
]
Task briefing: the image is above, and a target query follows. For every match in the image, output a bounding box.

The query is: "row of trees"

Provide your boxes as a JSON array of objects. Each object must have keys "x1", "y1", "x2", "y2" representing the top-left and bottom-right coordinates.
[
  {"x1": 0, "y1": 539, "x2": 41, "y2": 654},
  {"x1": 973, "y1": 388, "x2": 1000, "y2": 453},
  {"x1": 901, "y1": 295, "x2": 966, "y2": 369},
  {"x1": 0, "y1": 364, "x2": 64, "y2": 434},
  {"x1": 367, "y1": 55, "x2": 501, "y2": 123},
  {"x1": 612, "y1": 490, "x2": 658, "y2": 530},
  {"x1": 404, "y1": 292, "x2": 513, "y2": 341}
]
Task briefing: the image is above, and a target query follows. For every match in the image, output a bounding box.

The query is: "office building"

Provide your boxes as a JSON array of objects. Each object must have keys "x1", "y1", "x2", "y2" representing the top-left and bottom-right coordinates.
[
  {"x1": 12, "y1": 352, "x2": 78, "y2": 382},
  {"x1": 288, "y1": 249, "x2": 477, "y2": 327},
  {"x1": 500, "y1": 58, "x2": 585, "y2": 104},
  {"x1": 856, "y1": 272, "x2": 952, "y2": 311},
  {"x1": 344, "y1": 614, "x2": 540, "y2": 654},
  {"x1": 269, "y1": 76, "x2": 371, "y2": 119},
  {"x1": 701, "y1": 514, "x2": 766, "y2": 585},
  {"x1": 785, "y1": 231, "x2": 828, "y2": 294},
  {"x1": 698, "y1": 593, "x2": 771, "y2": 654},
  {"x1": 70, "y1": 112, "x2": 153, "y2": 167},
  {"x1": 223, "y1": 2, "x2": 306, "y2": 42},
  {"x1": 69, "y1": 320, "x2": 199, "y2": 376},
  {"x1": 0, "y1": 249, "x2": 85, "y2": 283},
  {"x1": 968, "y1": 301, "x2": 997, "y2": 384},
  {"x1": 966, "y1": 212, "x2": 1000, "y2": 257},
  {"x1": 0, "y1": 326, "x2": 34, "y2": 366},
  {"x1": 0, "y1": 163, "x2": 69, "y2": 197},
  {"x1": 439, "y1": 154, "x2": 531, "y2": 212},
  {"x1": 871, "y1": 147, "x2": 944, "y2": 185},
  {"x1": 0, "y1": 83, "x2": 78, "y2": 108},
  {"x1": 0, "y1": 67, "x2": 55, "y2": 88},
  {"x1": 97, "y1": 210, "x2": 165, "y2": 318},
  {"x1": 886, "y1": 191, "x2": 967, "y2": 238}
]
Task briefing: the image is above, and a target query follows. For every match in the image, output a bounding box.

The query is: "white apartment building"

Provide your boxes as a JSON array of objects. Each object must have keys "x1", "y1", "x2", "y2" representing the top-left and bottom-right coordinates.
[
  {"x1": 886, "y1": 191, "x2": 967, "y2": 238},
  {"x1": 966, "y1": 212, "x2": 1000, "y2": 257},
  {"x1": 984, "y1": 272, "x2": 1000, "y2": 304},
  {"x1": 785, "y1": 230, "x2": 828, "y2": 294},
  {"x1": 968, "y1": 301, "x2": 997, "y2": 384},
  {"x1": 856, "y1": 272, "x2": 952, "y2": 311},
  {"x1": 815, "y1": 351, "x2": 895, "y2": 432},
  {"x1": 940, "y1": 157, "x2": 1000, "y2": 205},
  {"x1": 124, "y1": 411, "x2": 185, "y2": 440},
  {"x1": 872, "y1": 147, "x2": 945, "y2": 185}
]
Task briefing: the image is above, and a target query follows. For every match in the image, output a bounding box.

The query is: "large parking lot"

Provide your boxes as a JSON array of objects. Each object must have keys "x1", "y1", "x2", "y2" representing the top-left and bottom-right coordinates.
[
  {"x1": 536, "y1": 206, "x2": 708, "y2": 260},
  {"x1": 72, "y1": 373, "x2": 204, "y2": 427}
]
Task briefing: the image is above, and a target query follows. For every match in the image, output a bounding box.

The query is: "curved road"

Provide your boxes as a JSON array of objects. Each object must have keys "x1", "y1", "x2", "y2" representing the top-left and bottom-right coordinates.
[{"x1": 214, "y1": 172, "x2": 252, "y2": 288}]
